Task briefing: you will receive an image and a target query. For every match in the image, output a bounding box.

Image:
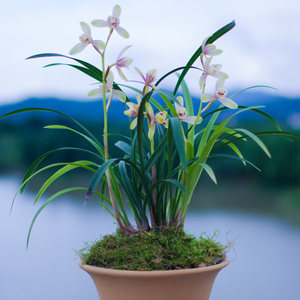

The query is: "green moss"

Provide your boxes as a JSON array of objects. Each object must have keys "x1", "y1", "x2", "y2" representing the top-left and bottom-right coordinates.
[{"x1": 79, "y1": 228, "x2": 226, "y2": 271}]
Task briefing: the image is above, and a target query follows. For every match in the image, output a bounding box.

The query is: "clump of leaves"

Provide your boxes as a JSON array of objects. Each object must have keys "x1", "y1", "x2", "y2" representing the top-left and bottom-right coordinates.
[{"x1": 79, "y1": 228, "x2": 225, "y2": 271}]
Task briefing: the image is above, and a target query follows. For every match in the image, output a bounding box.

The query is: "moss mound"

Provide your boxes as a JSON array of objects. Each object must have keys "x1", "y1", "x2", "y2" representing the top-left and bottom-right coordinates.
[{"x1": 79, "y1": 228, "x2": 225, "y2": 271}]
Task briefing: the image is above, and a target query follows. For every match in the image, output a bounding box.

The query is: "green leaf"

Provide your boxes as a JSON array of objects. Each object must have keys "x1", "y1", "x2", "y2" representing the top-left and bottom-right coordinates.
[
  {"x1": 230, "y1": 85, "x2": 278, "y2": 99},
  {"x1": 20, "y1": 147, "x2": 102, "y2": 194},
  {"x1": 0, "y1": 107, "x2": 100, "y2": 144},
  {"x1": 26, "y1": 187, "x2": 109, "y2": 248},
  {"x1": 176, "y1": 75, "x2": 194, "y2": 116},
  {"x1": 44, "y1": 125, "x2": 104, "y2": 156},
  {"x1": 173, "y1": 20, "x2": 236, "y2": 94},
  {"x1": 156, "y1": 89, "x2": 178, "y2": 117},
  {"x1": 145, "y1": 133, "x2": 168, "y2": 173},
  {"x1": 44, "y1": 63, "x2": 102, "y2": 81},
  {"x1": 87, "y1": 159, "x2": 118, "y2": 197},
  {"x1": 169, "y1": 117, "x2": 187, "y2": 169},
  {"x1": 209, "y1": 154, "x2": 261, "y2": 172},
  {"x1": 151, "y1": 179, "x2": 186, "y2": 196},
  {"x1": 234, "y1": 128, "x2": 271, "y2": 158},
  {"x1": 33, "y1": 160, "x2": 97, "y2": 205},
  {"x1": 114, "y1": 141, "x2": 132, "y2": 156},
  {"x1": 198, "y1": 163, "x2": 217, "y2": 184}
]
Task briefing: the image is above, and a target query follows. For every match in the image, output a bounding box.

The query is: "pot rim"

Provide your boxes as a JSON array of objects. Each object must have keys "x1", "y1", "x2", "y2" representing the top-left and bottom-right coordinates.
[{"x1": 79, "y1": 257, "x2": 229, "y2": 277}]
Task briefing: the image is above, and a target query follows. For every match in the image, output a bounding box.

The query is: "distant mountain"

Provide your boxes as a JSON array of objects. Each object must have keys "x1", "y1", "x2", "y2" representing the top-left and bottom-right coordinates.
[{"x1": 0, "y1": 92, "x2": 300, "y2": 127}]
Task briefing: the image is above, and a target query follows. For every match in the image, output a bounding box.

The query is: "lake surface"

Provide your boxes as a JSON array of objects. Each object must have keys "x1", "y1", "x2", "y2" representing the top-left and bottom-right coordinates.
[{"x1": 1, "y1": 177, "x2": 300, "y2": 300}]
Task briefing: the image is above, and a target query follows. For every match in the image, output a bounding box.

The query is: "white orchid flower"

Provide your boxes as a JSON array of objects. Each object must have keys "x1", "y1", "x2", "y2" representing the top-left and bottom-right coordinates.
[
  {"x1": 201, "y1": 77, "x2": 238, "y2": 109},
  {"x1": 91, "y1": 5, "x2": 129, "y2": 39},
  {"x1": 201, "y1": 37, "x2": 223, "y2": 57},
  {"x1": 114, "y1": 46, "x2": 133, "y2": 80},
  {"x1": 199, "y1": 56, "x2": 228, "y2": 90},
  {"x1": 175, "y1": 96, "x2": 202, "y2": 124},
  {"x1": 147, "y1": 104, "x2": 168, "y2": 140},
  {"x1": 124, "y1": 95, "x2": 142, "y2": 130},
  {"x1": 70, "y1": 22, "x2": 105, "y2": 55},
  {"x1": 135, "y1": 67, "x2": 157, "y2": 94},
  {"x1": 88, "y1": 71, "x2": 126, "y2": 109}
]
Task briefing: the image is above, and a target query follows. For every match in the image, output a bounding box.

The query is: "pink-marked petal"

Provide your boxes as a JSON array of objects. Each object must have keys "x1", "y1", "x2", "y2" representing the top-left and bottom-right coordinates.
[
  {"x1": 117, "y1": 45, "x2": 132, "y2": 59},
  {"x1": 115, "y1": 26, "x2": 129, "y2": 38},
  {"x1": 135, "y1": 67, "x2": 146, "y2": 82},
  {"x1": 93, "y1": 40, "x2": 105, "y2": 50},
  {"x1": 106, "y1": 71, "x2": 114, "y2": 90},
  {"x1": 113, "y1": 5, "x2": 121, "y2": 17},
  {"x1": 80, "y1": 22, "x2": 91, "y2": 35},
  {"x1": 91, "y1": 19, "x2": 108, "y2": 27},
  {"x1": 201, "y1": 94, "x2": 215, "y2": 103},
  {"x1": 69, "y1": 43, "x2": 87, "y2": 55},
  {"x1": 113, "y1": 90, "x2": 126, "y2": 102},
  {"x1": 218, "y1": 97, "x2": 238, "y2": 109},
  {"x1": 129, "y1": 118, "x2": 137, "y2": 130}
]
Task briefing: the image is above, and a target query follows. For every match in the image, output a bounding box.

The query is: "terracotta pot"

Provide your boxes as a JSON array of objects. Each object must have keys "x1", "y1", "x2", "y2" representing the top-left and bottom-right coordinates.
[{"x1": 80, "y1": 258, "x2": 229, "y2": 300}]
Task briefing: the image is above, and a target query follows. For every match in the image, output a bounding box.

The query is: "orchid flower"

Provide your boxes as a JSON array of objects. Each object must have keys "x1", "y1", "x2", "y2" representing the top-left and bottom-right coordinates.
[
  {"x1": 201, "y1": 77, "x2": 238, "y2": 109},
  {"x1": 147, "y1": 104, "x2": 168, "y2": 140},
  {"x1": 124, "y1": 95, "x2": 142, "y2": 130},
  {"x1": 70, "y1": 22, "x2": 105, "y2": 55},
  {"x1": 199, "y1": 56, "x2": 228, "y2": 90},
  {"x1": 175, "y1": 96, "x2": 202, "y2": 124},
  {"x1": 88, "y1": 71, "x2": 126, "y2": 109},
  {"x1": 91, "y1": 5, "x2": 129, "y2": 39},
  {"x1": 201, "y1": 37, "x2": 223, "y2": 57},
  {"x1": 113, "y1": 46, "x2": 133, "y2": 80},
  {"x1": 135, "y1": 68, "x2": 157, "y2": 94}
]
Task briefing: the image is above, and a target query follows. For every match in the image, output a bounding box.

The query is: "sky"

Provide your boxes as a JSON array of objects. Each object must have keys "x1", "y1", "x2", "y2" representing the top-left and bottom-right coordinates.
[{"x1": 1, "y1": 0, "x2": 300, "y2": 105}]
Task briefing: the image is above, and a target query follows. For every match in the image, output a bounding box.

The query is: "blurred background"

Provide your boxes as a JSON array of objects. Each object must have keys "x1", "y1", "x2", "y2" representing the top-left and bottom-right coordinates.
[{"x1": 1, "y1": 0, "x2": 300, "y2": 299}]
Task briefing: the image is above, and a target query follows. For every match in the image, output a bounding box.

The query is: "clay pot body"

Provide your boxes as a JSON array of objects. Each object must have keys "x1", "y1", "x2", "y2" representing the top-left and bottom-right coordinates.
[{"x1": 80, "y1": 259, "x2": 229, "y2": 300}]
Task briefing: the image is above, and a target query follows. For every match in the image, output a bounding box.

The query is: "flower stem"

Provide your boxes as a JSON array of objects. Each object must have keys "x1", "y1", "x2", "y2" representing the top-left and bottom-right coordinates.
[{"x1": 101, "y1": 53, "x2": 126, "y2": 233}]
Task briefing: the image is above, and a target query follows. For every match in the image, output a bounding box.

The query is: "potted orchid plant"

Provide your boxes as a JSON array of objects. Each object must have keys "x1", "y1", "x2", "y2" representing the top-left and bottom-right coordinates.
[{"x1": 2, "y1": 4, "x2": 298, "y2": 300}]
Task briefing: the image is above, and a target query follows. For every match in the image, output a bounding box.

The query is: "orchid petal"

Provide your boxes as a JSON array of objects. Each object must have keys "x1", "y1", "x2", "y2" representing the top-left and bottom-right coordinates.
[
  {"x1": 201, "y1": 94, "x2": 215, "y2": 103},
  {"x1": 88, "y1": 88, "x2": 101, "y2": 97},
  {"x1": 113, "y1": 5, "x2": 121, "y2": 17},
  {"x1": 212, "y1": 49, "x2": 223, "y2": 56},
  {"x1": 204, "y1": 56, "x2": 213, "y2": 69},
  {"x1": 218, "y1": 97, "x2": 238, "y2": 109},
  {"x1": 136, "y1": 94, "x2": 142, "y2": 104},
  {"x1": 216, "y1": 77, "x2": 226, "y2": 90},
  {"x1": 199, "y1": 73, "x2": 207, "y2": 90},
  {"x1": 202, "y1": 36, "x2": 210, "y2": 51},
  {"x1": 117, "y1": 45, "x2": 132, "y2": 60},
  {"x1": 116, "y1": 67, "x2": 128, "y2": 81},
  {"x1": 113, "y1": 90, "x2": 126, "y2": 102},
  {"x1": 91, "y1": 19, "x2": 108, "y2": 27},
  {"x1": 148, "y1": 122, "x2": 155, "y2": 140},
  {"x1": 80, "y1": 22, "x2": 91, "y2": 35},
  {"x1": 93, "y1": 40, "x2": 105, "y2": 50},
  {"x1": 176, "y1": 96, "x2": 184, "y2": 107},
  {"x1": 129, "y1": 118, "x2": 137, "y2": 130},
  {"x1": 135, "y1": 67, "x2": 146, "y2": 82},
  {"x1": 183, "y1": 116, "x2": 202, "y2": 125},
  {"x1": 69, "y1": 43, "x2": 87, "y2": 55},
  {"x1": 115, "y1": 26, "x2": 129, "y2": 38}
]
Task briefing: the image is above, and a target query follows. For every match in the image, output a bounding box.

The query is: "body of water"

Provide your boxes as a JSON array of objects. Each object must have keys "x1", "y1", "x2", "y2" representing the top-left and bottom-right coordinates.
[{"x1": 1, "y1": 177, "x2": 300, "y2": 300}]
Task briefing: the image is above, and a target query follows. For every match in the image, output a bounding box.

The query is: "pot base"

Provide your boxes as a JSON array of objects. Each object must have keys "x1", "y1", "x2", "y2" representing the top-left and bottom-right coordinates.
[{"x1": 80, "y1": 259, "x2": 229, "y2": 300}]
